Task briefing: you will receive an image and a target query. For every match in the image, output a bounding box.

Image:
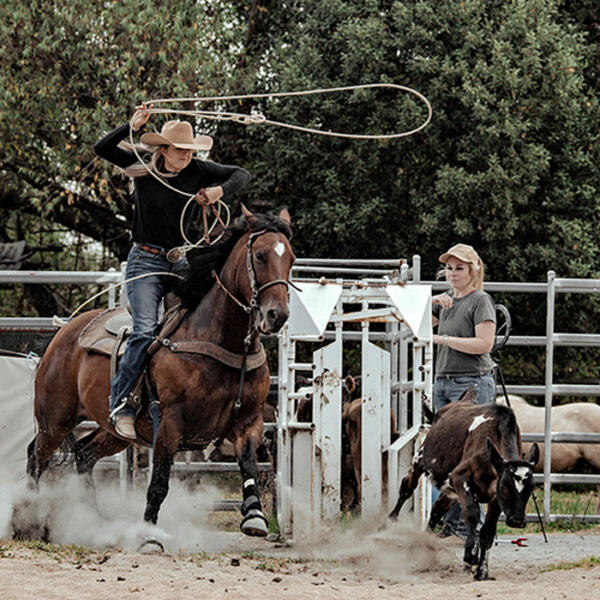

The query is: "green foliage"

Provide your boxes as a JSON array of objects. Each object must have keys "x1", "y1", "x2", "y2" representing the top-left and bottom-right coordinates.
[
  {"x1": 249, "y1": 0, "x2": 600, "y2": 284},
  {"x1": 1, "y1": 1, "x2": 599, "y2": 390},
  {"x1": 0, "y1": 0, "x2": 244, "y2": 260}
]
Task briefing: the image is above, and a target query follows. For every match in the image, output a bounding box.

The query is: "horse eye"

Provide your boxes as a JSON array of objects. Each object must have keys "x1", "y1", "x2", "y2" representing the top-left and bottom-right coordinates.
[{"x1": 255, "y1": 251, "x2": 266, "y2": 262}]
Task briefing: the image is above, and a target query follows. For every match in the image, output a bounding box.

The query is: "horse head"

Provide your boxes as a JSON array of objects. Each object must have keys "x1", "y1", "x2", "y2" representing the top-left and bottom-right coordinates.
[{"x1": 227, "y1": 205, "x2": 295, "y2": 334}]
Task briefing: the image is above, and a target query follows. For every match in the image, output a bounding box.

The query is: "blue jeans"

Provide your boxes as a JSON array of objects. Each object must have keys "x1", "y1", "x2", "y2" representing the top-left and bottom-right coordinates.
[
  {"x1": 109, "y1": 245, "x2": 182, "y2": 418},
  {"x1": 433, "y1": 373, "x2": 496, "y2": 413},
  {"x1": 432, "y1": 373, "x2": 495, "y2": 536}
]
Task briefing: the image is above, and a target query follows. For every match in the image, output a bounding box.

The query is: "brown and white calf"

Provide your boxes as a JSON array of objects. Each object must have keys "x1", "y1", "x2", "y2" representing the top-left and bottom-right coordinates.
[{"x1": 389, "y1": 393, "x2": 539, "y2": 580}]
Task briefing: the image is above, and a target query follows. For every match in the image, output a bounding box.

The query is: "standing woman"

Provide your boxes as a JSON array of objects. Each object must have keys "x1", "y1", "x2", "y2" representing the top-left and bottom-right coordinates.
[
  {"x1": 432, "y1": 243, "x2": 497, "y2": 412},
  {"x1": 431, "y1": 243, "x2": 496, "y2": 538},
  {"x1": 94, "y1": 103, "x2": 251, "y2": 439}
]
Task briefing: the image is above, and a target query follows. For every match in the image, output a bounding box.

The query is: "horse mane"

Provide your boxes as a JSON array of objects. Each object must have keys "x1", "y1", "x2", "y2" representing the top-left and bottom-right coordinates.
[{"x1": 174, "y1": 211, "x2": 292, "y2": 309}]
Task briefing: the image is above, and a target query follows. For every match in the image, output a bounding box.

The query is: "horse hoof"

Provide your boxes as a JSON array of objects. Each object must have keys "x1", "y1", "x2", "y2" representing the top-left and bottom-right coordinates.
[
  {"x1": 240, "y1": 509, "x2": 268, "y2": 537},
  {"x1": 137, "y1": 538, "x2": 165, "y2": 553}
]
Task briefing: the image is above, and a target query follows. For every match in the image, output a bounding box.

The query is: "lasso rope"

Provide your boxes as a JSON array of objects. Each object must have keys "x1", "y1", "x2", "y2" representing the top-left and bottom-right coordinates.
[
  {"x1": 146, "y1": 83, "x2": 433, "y2": 140},
  {"x1": 53, "y1": 271, "x2": 184, "y2": 326},
  {"x1": 127, "y1": 128, "x2": 230, "y2": 261},
  {"x1": 127, "y1": 83, "x2": 432, "y2": 257}
]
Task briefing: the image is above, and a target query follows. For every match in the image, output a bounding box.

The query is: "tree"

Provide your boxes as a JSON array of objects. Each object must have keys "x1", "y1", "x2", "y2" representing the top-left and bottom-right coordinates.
[
  {"x1": 0, "y1": 0, "x2": 250, "y2": 262},
  {"x1": 245, "y1": 1, "x2": 599, "y2": 280},
  {"x1": 1, "y1": 0, "x2": 599, "y2": 382}
]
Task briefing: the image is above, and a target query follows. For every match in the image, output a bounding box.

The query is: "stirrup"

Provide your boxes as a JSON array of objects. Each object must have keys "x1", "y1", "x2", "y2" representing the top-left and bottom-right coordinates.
[{"x1": 109, "y1": 398, "x2": 129, "y2": 422}]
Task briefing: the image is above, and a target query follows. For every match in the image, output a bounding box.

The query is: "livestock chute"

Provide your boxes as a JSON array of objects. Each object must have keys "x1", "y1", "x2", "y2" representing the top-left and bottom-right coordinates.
[{"x1": 277, "y1": 261, "x2": 433, "y2": 539}]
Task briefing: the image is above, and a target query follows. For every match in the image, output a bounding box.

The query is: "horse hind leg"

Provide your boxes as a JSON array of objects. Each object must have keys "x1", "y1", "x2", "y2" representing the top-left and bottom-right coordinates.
[
  {"x1": 235, "y1": 436, "x2": 269, "y2": 537},
  {"x1": 26, "y1": 426, "x2": 73, "y2": 488},
  {"x1": 16, "y1": 432, "x2": 74, "y2": 541},
  {"x1": 73, "y1": 429, "x2": 131, "y2": 509}
]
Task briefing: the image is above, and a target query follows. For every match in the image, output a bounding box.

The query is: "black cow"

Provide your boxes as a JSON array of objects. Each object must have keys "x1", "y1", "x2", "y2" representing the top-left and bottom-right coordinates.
[{"x1": 389, "y1": 390, "x2": 539, "y2": 580}]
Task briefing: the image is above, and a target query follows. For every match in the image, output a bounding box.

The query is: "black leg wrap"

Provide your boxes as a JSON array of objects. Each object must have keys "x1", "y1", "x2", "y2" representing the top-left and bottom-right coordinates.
[
  {"x1": 239, "y1": 476, "x2": 267, "y2": 537},
  {"x1": 241, "y1": 495, "x2": 261, "y2": 515}
]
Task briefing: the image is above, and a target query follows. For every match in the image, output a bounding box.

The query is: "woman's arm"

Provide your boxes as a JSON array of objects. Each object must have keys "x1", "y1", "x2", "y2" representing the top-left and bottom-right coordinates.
[
  {"x1": 432, "y1": 292, "x2": 452, "y2": 327},
  {"x1": 433, "y1": 320, "x2": 496, "y2": 354},
  {"x1": 200, "y1": 161, "x2": 251, "y2": 197},
  {"x1": 93, "y1": 123, "x2": 138, "y2": 168},
  {"x1": 94, "y1": 103, "x2": 154, "y2": 168}
]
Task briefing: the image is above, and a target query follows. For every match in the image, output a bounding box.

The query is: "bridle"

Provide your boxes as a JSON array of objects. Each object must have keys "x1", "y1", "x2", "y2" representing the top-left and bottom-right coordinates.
[
  {"x1": 211, "y1": 227, "x2": 297, "y2": 441},
  {"x1": 212, "y1": 228, "x2": 298, "y2": 319}
]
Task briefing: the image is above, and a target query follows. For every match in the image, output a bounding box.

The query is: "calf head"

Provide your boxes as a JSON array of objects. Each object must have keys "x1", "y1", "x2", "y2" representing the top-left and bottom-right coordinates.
[{"x1": 487, "y1": 438, "x2": 540, "y2": 528}]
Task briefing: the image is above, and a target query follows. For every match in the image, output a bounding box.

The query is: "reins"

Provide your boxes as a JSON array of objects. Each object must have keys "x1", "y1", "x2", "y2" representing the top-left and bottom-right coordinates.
[{"x1": 212, "y1": 228, "x2": 295, "y2": 442}]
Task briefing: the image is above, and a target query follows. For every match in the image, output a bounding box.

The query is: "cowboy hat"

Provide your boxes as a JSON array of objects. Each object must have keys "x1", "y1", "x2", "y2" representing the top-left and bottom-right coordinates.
[{"x1": 140, "y1": 120, "x2": 213, "y2": 151}]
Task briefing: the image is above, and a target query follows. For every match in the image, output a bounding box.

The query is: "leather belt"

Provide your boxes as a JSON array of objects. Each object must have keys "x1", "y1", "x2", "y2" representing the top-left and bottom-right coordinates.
[{"x1": 134, "y1": 242, "x2": 168, "y2": 257}]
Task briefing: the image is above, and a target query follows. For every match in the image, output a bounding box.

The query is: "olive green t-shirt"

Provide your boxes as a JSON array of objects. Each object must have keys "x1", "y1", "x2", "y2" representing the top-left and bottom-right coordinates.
[{"x1": 432, "y1": 289, "x2": 496, "y2": 377}]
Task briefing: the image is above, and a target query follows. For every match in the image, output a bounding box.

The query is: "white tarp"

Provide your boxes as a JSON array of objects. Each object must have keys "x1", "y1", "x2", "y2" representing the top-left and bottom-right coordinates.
[{"x1": 0, "y1": 356, "x2": 37, "y2": 483}]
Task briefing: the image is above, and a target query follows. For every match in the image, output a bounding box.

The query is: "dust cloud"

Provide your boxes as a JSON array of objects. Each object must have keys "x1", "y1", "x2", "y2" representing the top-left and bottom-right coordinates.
[
  {"x1": 277, "y1": 484, "x2": 455, "y2": 581},
  {"x1": 2, "y1": 469, "x2": 227, "y2": 553}
]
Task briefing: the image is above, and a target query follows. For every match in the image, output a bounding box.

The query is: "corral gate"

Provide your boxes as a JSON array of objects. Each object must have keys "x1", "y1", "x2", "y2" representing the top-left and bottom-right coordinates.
[{"x1": 277, "y1": 266, "x2": 434, "y2": 539}]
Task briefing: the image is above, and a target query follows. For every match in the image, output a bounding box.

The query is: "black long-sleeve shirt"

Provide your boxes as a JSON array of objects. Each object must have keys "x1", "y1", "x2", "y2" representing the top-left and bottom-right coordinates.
[{"x1": 94, "y1": 123, "x2": 251, "y2": 249}]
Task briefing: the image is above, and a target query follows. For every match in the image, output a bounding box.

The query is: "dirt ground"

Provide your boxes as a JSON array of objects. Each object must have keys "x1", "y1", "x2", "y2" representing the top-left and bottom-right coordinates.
[
  {"x1": 2, "y1": 475, "x2": 600, "y2": 599},
  {"x1": 2, "y1": 527, "x2": 600, "y2": 600}
]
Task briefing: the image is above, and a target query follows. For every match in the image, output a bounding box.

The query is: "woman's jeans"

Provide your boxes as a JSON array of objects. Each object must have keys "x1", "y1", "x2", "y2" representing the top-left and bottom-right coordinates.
[
  {"x1": 433, "y1": 373, "x2": 496, "y2": 412},
  {"x1": 432, "y1": 373, "x2": 496, "y2": 536},
  {"x1": 109, "y1": 245, "x2": 180, "y2": 418}
]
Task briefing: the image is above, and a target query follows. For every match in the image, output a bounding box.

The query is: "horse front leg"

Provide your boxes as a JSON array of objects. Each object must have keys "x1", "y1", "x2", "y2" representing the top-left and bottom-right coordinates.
[
  {"x1": 234, "y1": 434, "x2": 269, "y2": 537},
  {"x1": 144, "y1": 415, "x2": 181, "y2": 524}
]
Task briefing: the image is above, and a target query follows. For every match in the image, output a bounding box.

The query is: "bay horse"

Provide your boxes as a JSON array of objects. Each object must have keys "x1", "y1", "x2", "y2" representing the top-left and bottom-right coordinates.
[{"x1": 26, "y1": 206, "x2": 295, "y2": 536}]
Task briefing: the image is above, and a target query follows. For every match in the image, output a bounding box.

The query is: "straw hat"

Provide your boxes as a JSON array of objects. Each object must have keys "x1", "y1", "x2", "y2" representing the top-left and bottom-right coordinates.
[{"x1": 141, "y1": 120, "x2": 213, "y2": 151}]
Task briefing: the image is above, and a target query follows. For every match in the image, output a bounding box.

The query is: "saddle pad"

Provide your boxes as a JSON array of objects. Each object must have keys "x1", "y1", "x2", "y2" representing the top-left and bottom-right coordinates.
[{"x1": 78, "y1": 307, "x2": 131, "y2": 358}]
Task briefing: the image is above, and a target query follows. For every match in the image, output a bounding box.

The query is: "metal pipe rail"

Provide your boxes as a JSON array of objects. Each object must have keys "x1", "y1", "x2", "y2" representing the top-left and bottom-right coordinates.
[
  {"x1": 523, "y1": 432, "x2": 600, "y2": 444},
  {"x1": 0, "y1": 270, "x2": 122, "y2": 284},
  {"x1": 540, "y1": 272, "x2": 600, "y2": 521},
  {"x1": 4, "y1": 265, "x2": 600, "y2": 524}
]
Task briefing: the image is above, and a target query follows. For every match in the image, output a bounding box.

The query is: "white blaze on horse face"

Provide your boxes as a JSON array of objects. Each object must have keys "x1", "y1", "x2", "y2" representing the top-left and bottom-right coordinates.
[
  {"x1": 274, "y1": 241, "x2": 285, "y2": 257},
  {"x1": 513, "y1": 467, "x2": 530, "y2": 493},
  {"x1": 468, "y1": 414, "x2": 491, "y2": 432}
]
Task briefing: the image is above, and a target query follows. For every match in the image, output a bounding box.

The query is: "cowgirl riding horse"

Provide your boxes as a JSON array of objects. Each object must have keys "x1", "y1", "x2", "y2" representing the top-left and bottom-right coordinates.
[{"x1": 94, "y1": 103, "x2": 251, "y2": 439}]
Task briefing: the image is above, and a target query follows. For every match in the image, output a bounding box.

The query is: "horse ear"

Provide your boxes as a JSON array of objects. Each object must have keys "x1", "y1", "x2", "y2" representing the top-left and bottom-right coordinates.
[
  {"x1": 528, "y1": 442, "x2": 540, "y2": 467},
  {"x1": 241, "y1": 203, "x2": 258, "y2": 225},
  {"x1": 278, "y1": 207, "x2": 291, "y2": 225},
  {"x1": 487, "y1": 437, "x2": 505, "y2": 473}
]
